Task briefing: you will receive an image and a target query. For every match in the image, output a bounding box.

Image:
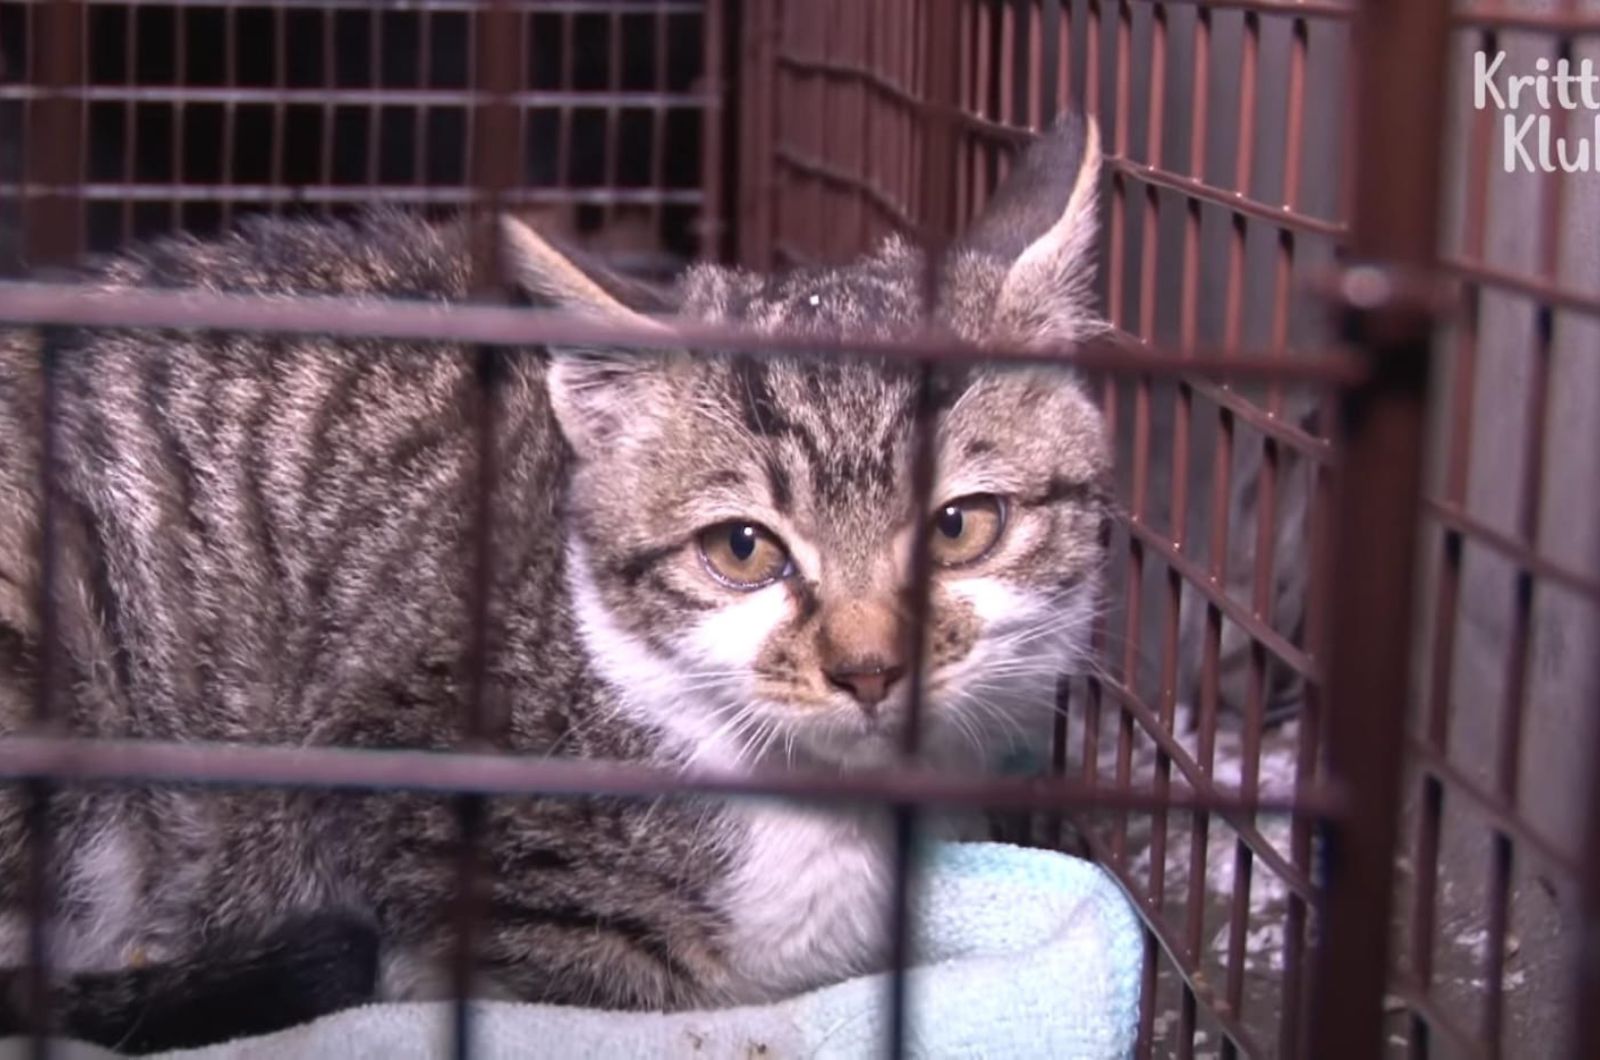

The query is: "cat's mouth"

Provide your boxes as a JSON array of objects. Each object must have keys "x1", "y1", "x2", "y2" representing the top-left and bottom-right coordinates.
[
  {"x1": 690, "y1": 645, "x2": 1074, "y2": 772},
  {"x1": 771, "y1": 690, "x2": 973, "y2": 770},
  {"x1": 796, "y1": 722, "x2": 904, "y2": 769},
  {"x1": 754, "y1": 657, "x2": 1066, "y2": 771}
]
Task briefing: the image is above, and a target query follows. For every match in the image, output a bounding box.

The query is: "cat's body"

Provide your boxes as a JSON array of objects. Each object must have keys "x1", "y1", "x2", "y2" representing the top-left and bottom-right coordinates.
[{"x1": 0, "y1": 113, "x2": 1109, "y2": 1048}]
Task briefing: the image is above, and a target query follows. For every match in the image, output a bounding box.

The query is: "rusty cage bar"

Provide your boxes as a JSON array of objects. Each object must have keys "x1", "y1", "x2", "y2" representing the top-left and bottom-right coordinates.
[{"x1": 2, "y1": 0, "x2": 1599, "y2": 1059}]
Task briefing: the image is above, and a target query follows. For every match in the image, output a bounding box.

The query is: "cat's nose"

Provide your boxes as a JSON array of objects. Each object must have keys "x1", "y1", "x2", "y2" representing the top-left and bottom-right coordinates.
[{"x1": 824, "y1": 662, "x2": 906, "y2": 711}]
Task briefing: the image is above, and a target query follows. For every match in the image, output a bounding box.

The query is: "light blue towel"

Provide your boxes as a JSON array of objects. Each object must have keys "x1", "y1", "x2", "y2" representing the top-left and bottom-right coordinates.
[{"x1": 23, "y1": 843, "x2": 1143, "y2": 1060}]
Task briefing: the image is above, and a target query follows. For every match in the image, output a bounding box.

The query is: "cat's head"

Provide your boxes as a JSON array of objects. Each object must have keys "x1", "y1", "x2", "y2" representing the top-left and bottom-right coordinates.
[{"x1": 511, "y1": 114, "x2": 1110, "y2": 770}]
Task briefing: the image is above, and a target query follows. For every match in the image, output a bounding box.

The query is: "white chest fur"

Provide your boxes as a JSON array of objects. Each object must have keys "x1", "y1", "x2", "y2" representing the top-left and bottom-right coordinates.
[
  {"x1": 567, "y1": 548, "x2": 949, "y2": 1001},
  {"x1": 716, "y1": 799, "x2": 895, "y2": 1003}
]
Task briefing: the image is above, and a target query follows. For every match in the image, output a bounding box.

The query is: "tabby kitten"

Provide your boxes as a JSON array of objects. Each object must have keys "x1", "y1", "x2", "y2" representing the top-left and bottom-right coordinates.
[{"x1": 0, "y1": 113, "x2": 1109, "y2": 1048}]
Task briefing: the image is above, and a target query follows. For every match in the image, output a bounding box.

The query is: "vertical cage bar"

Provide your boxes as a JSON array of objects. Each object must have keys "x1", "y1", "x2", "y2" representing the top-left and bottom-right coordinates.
[
  {"x1": 270, "y1": 3, "x2": 286, "y2": 215},
  {"x1": 21, "y1": 2, "x2": 83, "y2": 1056},
  {"x1": 220, "y1": 2, "x2": 238, "y2": 230},
  {"x1": 558, "y1": 10, "x2": 575, "y2": 195},
  {"x1": 1107, "y1": 0, "x2": 1137, "y2": 879},
  {"x1": 974, "y1": 0, "x2": 995, "y2": 206},
  {"x1": 119, "y1": 4, "x2": 135, "y2": 243},
  {"x1": 843, "y1": 0, "x2": 866, "y2": 254},
  {"x1": 1573, "y1": 542, "x2": 1600, "y2": 1059},
  {"x1": 1083, "y1": 0, "x2": 1101, "y2": 118},
  {"x1": 735, "y1": 0, "x2": 770, "y2": 266},
  {"x1": 603, "y1": 5, "x2": 622, "y2": 241},
  {"x1": 1037, "y1": 0, "x2": 1060, "y2": 127},
  {"x1": 771, "y1": 0, "x2": 791, "y2": 261},
  {"x1": 1008, "y1": 0, "x2": 1029, "y2": 129},
  {"x1": 1292, "y1": 386, "x2": 1335, "y2": 1053},
  {"x1": 764, "y1": 0, "x2": 782, "y2": 267},
  {"x1": 1481, "y1": 35, "x2": 1572, "y2": 1050},
  {"x1": 910, "y1": 0, "x2": 925, "y2": 224},
  {"x1": 1222, "y1": 11, "x2": 1257, "y2": 354},
  {"x1": 1481, "y1": 831, "x2": 1513, "y2": 1056},
  {"x1": 24, "y1": 334, "x2": 63, "y2": 1060},
  {"x1": 318, "y1": 7, "x2": 336, "y2": 218},
  {"x1": 171, "y1": 6, "x2": 188, "y2": 231},
  {"x1": 885, "y1": 5, "x2": 961, "y2": 1056},
  {"x1": 1271, "y1": 21, "x2": 1313, "y2": 1055},
  {"x1": 413, "y1": 2, "x2": 434, "y2": 192},
  {"x1": 1266, "y1": 14, "x2": 1309, "y2": 421},
  {"x1": 650, "y1": 3, "x2": 672, "y2": 250},
  {"x1": 893, "y1": 0, "x2": 907, "y2": 235},
  {"x1": 859, "y1": 0, "x2": 877, "y2": 247},
  {"x1": 450, "y1": 2, "x2": 519, "y2": 1057},
  {"x1": 24, "y1": 0, "x2": 81, "y2": 263},
  {"x1": 700, "y1": 0, "x2": 727, "y2": 260},
  {"x1": 1216, "y1": 15, "x2": 1261, "y2": 1050},
  {"x1": 1177, "y1": 10, "x2": 1213, "y2": 1053},
  {"x1": 953, "y1": 0, "x2": 971, "y2": 223},
  {"x1": 1138, "y1": 5, "x2": 1174, "y2": 1057},
  {"x1": 819, "y1": 0, "x2": 841, "y2": 256},
  {"x1": 799, "y1": 0, "x2": 823, "y2": 257},
  {"x1": 366, "y1": 8, "x2": 385, "y2": 199},
  {"x1": 1408, "y1": 24, "x2": 1498, "y2": 1058},
  {"x1": 1306, "y1": 0, "x2": 1450, "y2": 1056}
]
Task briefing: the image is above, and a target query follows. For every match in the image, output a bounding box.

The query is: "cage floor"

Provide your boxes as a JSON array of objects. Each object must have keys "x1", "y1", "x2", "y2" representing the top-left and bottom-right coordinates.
[{"x1": 1034, "y1": 709, "x2": 1550, "y2": 1059}]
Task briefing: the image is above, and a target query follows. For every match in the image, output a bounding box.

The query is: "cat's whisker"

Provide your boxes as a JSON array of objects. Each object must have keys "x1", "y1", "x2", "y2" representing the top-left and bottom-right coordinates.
[
  {"x1": 978, "y1": 627, "x2": 1076, "y2": 659},
  {"x1": 956, "y1": 661, "x2": 1070, "y2": 686},
  {"x1": 681, "y1": 703, "x2": 766, "y2": 771},
  {"x1": 742, "y1": 722, "x2": 775, "y2": 769},
  {"x1": 953, "y1": 693, "x2": 1030, "y2": 752},
  {"x1": 736, "y1": 715, "x2": 787, "y2": 770},
  {"x1": 754, "y1": 723, "x2": 787, "y2": 766},
  {"x1": 941, "y1": 702, "x2": 989, "y2": 762},
  {"x1": 726, "y1": 710, "x2": 776, "y2": 769}
]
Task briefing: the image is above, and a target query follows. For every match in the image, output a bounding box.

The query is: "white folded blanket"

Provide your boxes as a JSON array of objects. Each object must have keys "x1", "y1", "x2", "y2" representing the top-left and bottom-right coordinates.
[{"x1": 18, "y1": 842, "x2": 1142, "y2": 1059}]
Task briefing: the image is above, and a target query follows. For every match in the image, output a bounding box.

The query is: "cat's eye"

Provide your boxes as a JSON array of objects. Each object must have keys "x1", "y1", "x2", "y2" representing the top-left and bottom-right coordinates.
[
  {"x1": 697, "y1": 522, "x2": 793, "y2": 589},
  {"x1": 930, "y1": 494, "x2": 1006, "y2": 567}
]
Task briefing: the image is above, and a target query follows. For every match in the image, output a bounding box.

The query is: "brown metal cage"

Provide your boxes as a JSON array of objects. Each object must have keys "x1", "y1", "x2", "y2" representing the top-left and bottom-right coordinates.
[
  {"x1": 0, "y1": 0, "x2": 725, "y2": 271},
  {"x1": 1, "y1": 1, "x2": 1598, "y2": 1058}
]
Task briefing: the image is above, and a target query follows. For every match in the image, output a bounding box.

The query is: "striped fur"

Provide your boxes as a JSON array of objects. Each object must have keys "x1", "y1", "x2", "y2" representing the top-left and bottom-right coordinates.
[{"x1": 0, "y1": 113, "x2": 1109, "y2": 1049}]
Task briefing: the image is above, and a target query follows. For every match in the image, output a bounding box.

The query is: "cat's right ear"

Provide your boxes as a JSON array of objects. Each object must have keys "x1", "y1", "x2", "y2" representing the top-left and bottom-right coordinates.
[
  {"x1": 942, "y1": 111, "x2": 1104, "y2": 346},
  {"x1": 499, "y1": 216, "x2": 673, "y2": 459}
]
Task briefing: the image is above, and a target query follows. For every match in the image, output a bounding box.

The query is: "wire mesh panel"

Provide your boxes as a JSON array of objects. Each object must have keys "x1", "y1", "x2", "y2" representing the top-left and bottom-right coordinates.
[
  {"x1": 1395, "y1": 3, "x2": 1600, "y2": 1058},
  {"x1": 742, "y1": 1, "x2": 1356, "y2": 1054},
  {"x1": 1058, "y1": 6, "x2": 1348, "y2": 1054},
  {"x1": 741, "y1": 1, "x2": 1599, "y2": 1058},
  {"x1": 0, "y1": 0, "x2": 724, "y2": 274}
]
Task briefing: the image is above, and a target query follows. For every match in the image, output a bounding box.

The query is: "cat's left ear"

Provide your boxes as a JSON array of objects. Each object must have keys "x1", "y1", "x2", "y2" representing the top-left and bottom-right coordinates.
[
  {"x1": 941, "y1": 112, "x2": 1104, "y2": 346},
  {"x1": 499, "y1": 215, "x2": 675, "y2": 459}
]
